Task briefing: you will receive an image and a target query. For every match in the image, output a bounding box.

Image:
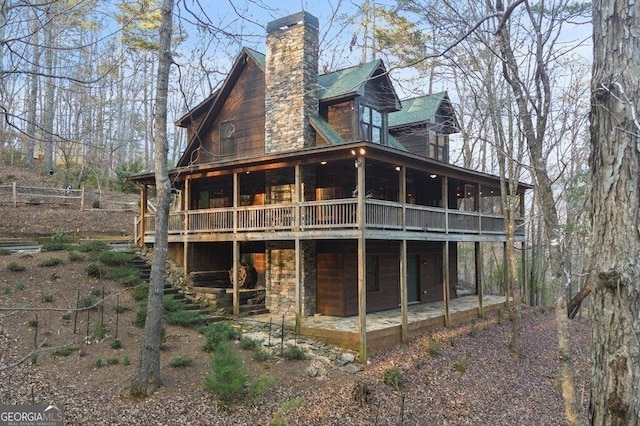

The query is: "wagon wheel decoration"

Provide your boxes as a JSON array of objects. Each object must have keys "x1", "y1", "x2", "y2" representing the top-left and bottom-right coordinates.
[{"x1": 229, "y1": 263, "x2": 257, "y2": 289}]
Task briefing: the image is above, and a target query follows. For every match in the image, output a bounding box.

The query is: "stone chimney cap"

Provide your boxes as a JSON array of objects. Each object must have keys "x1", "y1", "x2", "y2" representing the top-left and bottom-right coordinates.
[{"x1": 266, "y1": 11, "x2": 319, "y2": 34}]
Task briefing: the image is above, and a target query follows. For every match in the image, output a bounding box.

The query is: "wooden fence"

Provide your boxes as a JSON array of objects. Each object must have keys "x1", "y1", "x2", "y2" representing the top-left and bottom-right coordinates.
[
  {"x1": 0, "y1": 183, "x2": 138, "y2": 211},
  {"x1": 0, "y1": 182, "x2": 85, "y2": 210}
]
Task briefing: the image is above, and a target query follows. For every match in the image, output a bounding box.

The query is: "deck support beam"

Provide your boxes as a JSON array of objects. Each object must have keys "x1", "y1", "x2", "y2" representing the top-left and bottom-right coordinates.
[
  {"x1": 295, "y1": 164, "x2": 302, "y2": 332},
  {"x1": 232, "y1": 240, "x2": 240, "y2": 315},
  {"x1": 232, "y1": 172, "x2": 240, "y2": 315},
  {"x1": 399, "y1": 166, "x2": 408, "y2": 343},
  {"x1": 443, "y1": 240, "x2": 451, "y2": 327},
  {"x1": 400, "y1": 239, "x2": 408, "y2": 342},
  {"x1": 139, "y1": 184, "x2": 147, "y2": 247},
  {"x1": 503, "y1": 242, "x2": 509, "y2": 308},
  {"x1": 356, "y1": 156, "x2": 367, "y2": 362},
  {"x1": 475, "y1": 241, "x2": 484, "y2": 317},
  {"x1": 183, "y1": 178, "x2": 191, "y2": 276}
]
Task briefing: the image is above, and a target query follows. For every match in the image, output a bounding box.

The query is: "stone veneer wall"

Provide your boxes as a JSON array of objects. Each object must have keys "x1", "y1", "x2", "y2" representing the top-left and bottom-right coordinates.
[
  {"x1": 265, "y1": 11, "x2": 319, "y2": 153},
  {"x1": 265, "y1": 241, "x2": 316, "y2": 316}
]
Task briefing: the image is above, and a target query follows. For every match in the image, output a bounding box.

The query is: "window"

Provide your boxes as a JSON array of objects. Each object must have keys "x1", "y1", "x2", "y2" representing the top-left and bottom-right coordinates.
[
  {"x1": 220, "y1": 120, "x2": 235, "y2": 155},
  {"x1": 366, "y1": 255, "x2": 380, "y2": 292},
  {"x1": 427, "y1": 131, "x2": 449, "y2": 162},
  {"x1": 359, "y1": 105, "x2": 385, "y2": 145}
]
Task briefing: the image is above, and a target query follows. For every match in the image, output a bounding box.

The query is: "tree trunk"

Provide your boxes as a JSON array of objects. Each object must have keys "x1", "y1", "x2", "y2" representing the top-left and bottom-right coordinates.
[
  {"x1": 130, "y1": 0, "x2": 174, "y2": 398},
  {"x1": 495, "y1": 2, "x2": 580, "y2": 422},
  {"x1": 588, "y1": 0, "x2": 640, "y2": 423},
  {"x1": 42, "y1": 5, "x2": 56, "y2": 174}
]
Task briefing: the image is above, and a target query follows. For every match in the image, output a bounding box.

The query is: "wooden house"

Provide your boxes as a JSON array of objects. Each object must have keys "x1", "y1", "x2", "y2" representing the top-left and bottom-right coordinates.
[{"x1": 131, "y1": 11, "x2": 529, "y2": 359}]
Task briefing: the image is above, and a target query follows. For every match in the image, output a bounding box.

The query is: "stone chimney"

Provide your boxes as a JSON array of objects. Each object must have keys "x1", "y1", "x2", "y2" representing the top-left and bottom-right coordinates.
[{"x1": 265, "y1": 11, "x2": 319, "y2": 153}]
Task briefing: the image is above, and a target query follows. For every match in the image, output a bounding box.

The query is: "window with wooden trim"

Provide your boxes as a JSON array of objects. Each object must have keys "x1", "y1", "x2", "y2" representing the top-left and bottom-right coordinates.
[
  {"x1": 220, "y1": 120, "x2": 235, "y2": 155},
  {"x1": 359, "y1": 105, "x2": 385, "y2": 145}
]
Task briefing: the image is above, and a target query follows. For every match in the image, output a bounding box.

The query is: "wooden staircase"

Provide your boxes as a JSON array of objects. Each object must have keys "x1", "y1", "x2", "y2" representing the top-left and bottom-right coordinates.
[{"x1": 128, "y1": 255, "x2": 224, "y2": 324}]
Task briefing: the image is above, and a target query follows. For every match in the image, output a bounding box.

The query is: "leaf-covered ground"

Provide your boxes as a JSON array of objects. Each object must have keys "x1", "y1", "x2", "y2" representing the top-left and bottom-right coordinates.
[{"x1": 0, "y1": 249, "x2": 590, "y2": 426}]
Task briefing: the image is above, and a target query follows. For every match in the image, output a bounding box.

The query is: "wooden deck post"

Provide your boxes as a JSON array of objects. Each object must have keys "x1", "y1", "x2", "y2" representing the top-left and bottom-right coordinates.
[
  {"x1": 520, "y1": 193, "x2": 527, "y2": 305},
  {"x1": 400, "y1": 239, "x2": 408, "y2": 342},
  {"x1": 356, "y1": 156, "x2": 367, "y2": 361},
  {"x1": 443, "y1": 240, "x2": 451, "y2": 327},
  {"x1": 232, "y1": 240, "x2": 240, "y2": 315},
  {"x1": 399, "y1": 166, "x2": 408, "y2": 343},
  {"x1": 183, "y1": 178, "x2": 191, "y2": 277},
  {"x1": 294, "y1": 164, "x2": 302, "y2": 333},
  {"x1": 503, "y1": 242, "x2": 509, "y2": 308},
  {"x1": 139, "y1": 185, "x2": 147, "y2": 247},
  {"x1": 232, "y1": 173, "x2": 240, "y2": 316},
  {"x1": 475, "y1": 241, "x2": 484, "y2": 317}
]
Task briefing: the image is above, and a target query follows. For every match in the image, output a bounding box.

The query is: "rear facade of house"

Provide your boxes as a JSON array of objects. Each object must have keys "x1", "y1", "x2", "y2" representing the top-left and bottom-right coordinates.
[{"x1": 132, "y1": 12, "x2": 527, "y2": 352}]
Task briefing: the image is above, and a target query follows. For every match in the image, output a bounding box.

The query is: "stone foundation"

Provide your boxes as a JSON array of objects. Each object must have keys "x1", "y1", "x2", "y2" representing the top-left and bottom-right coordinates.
[{"x1": 266, "y1": 240, "x2": 316, "y2": 316}]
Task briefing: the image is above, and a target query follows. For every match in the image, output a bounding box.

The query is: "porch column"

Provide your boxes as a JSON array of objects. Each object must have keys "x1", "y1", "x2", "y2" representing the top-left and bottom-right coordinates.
[
  {"x1": 400, "y1": 239, "x2": 408, "y2": 342},
  {"x1": 475, "y1": 241, "x2": 484, "y2": 317},
  {"x1": 477, "y1": 184, "x2": 482, "y2": 234},
  {"x1": 139, "y1": 184, "x2": 147, "y2": 247},
  {"x1": 442, "y1": 176, "x2": 450, "y2": 327},
  {"x1": 232, "y1": 172, "x2": 240, "y2": 315},
  {"x1": 503, "y1": 242, "x2": 510, "y2": 308},
  {"x1": 294, "y1": 164, "x2": 302, "y2": 332},
  {"x1": 183, "y1": 178, "x2": 191, "y2": 276},
  {"x1": 399, "y1": 167, "x2": 408, "y2": 342},
  {"x1": 520, "y1": 193, "x2": 527, "y2": 305},
  {"x1": 442, "y1": 177, "x2": 449, "y2": 232},
  {"x1": 443, "y1": 240, "x2": 451, "y2": 327},
  {"x1": 356, "y1": 156, "x2": 367, "y2": 361}
]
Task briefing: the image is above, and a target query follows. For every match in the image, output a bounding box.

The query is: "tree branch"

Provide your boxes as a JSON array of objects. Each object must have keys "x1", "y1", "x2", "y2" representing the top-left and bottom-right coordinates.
[{"x1": 567, "y1": 281, "x2": 593, "y2": 319}]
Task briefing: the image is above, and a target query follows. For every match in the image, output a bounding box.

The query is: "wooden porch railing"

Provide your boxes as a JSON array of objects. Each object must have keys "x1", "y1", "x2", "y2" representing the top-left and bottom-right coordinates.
[{"x1": 139, "y1": 199, "x2": 525, "y2": 238}]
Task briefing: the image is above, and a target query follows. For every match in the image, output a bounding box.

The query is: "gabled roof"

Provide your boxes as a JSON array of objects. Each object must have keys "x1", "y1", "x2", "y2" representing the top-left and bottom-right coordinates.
[
  {"x1": 175, "y1": 47, "x2": 264, "y2": 129},
  {"x1": 318, "y1": 60, "x2": 382, "y2": 101},
  {"x1": 388, "y1": 92, "x2": 459, "y2": 131},
  {"x1": 216, "y1": 50, "x2": 388, "y2": 103},
  {"x1": 243, "y1": 47, "x2": 265, "y2": 71},
  {"x1": 176, "y1": 47, "x2": 264, "y2": 167}
]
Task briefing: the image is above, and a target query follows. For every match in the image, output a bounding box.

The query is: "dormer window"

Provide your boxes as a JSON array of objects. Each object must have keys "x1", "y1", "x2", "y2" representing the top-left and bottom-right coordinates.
[{"x1": 359, "y1": 104, "x2": 385, "y2": 145}]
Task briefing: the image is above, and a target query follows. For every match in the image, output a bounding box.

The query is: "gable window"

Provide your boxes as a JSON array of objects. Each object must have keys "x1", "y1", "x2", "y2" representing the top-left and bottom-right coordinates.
[
  {"x1": 359, "y1": 104, "x2": 385, "y2": 145},
  {"x1": 220, "y1": 120, "x2": 235, "y2": 155}
]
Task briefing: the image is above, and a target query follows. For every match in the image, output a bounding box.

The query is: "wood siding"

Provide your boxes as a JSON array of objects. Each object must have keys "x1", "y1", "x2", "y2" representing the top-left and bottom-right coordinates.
[
  {"x1": 326, "y1": 100, "x2": 355, "y2": 141},
  {"x1": 394, "y1": 128, "x2": 429, "y2": 157},
  {"x1": 316, "y1": 252, "x2": 345, "y2": 315},
  {"x1": 197, "y1": 60, "x2": 265, "y2": 163}
]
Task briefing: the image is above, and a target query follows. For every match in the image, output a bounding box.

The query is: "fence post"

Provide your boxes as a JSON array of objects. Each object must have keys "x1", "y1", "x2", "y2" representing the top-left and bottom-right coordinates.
[
  {"x1": 12, "y1": 182, "x2": 16, "y2": 208},
  {"x1": 80, "y1": 187, "x2": 85, "y2": 211}
]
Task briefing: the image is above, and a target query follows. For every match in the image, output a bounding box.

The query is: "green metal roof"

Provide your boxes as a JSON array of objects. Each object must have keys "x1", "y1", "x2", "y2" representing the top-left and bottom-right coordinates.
[
  {"x1": 309, "y1": 116, "x2": 346, "y2": 145},
  {"x1": 243, "y1": 47, "x2": 265, "y2": 71},
  {"x1": 388, "y1": 92, "x2": 447, "y2": 128},
  {"x1": 318, "y1": 60, "x2": 382, "y2": 101},
  {"x1": 387, "y1": 134, "x2": 408, "y2": 151},
  {"x1": 239, "y1": 49, "x2": 383, "y2": 102}
]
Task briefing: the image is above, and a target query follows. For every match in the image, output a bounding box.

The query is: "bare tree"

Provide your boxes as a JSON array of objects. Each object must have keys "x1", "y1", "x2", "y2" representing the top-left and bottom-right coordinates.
[
  {"x1": 588, "y1": 0, "x2": 640, "y2": 422},
  {"x1": 130, "y1": 0, "x2": 174, "y2": 397}
]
